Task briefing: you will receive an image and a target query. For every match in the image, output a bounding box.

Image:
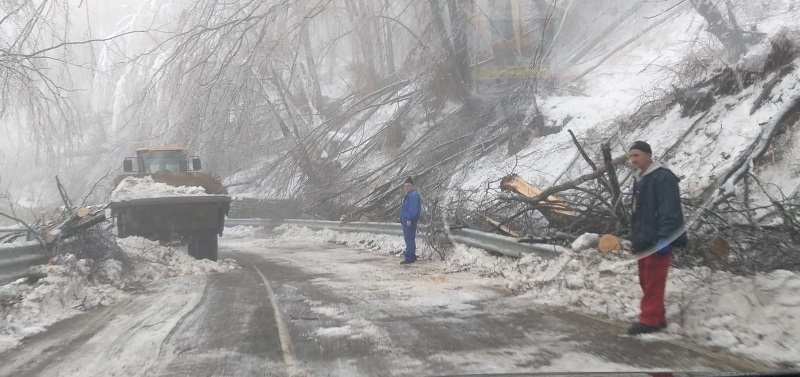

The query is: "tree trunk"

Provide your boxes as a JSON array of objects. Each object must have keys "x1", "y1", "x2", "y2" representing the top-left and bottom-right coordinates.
[
  {"x1": 356, "y1": 0, "x2": 377, "y2": 75},
  {"x1": 447, "y1": 0, "x2": 472, "y2": 88},
  {"x1": 427, "y1": 0, "x2": 471, "y2": 104},
  {"x1": 345, "y1": 0, "x2": 379, "y2": 89},
  {"x1": 602, "y1": 142, "x2": 629, "y2": 228},
  {"x1": 301, "y1": 25, "x2": 325, "y2": 119},
  {"x1": 269, "y1": 73, "x2": 323, "y2": 185},
  {"x1": 688, "y1": 0, "x2": 745, "y2": 57},
  {"x1": 384, "y1": 0, "x2": 396, "y2": 75}
]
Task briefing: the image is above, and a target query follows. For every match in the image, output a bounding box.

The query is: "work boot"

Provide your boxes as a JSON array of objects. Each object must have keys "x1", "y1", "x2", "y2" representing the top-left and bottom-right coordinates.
[
  {"x1": 627, "y1": 322, "x2": 665, "y2": 335},
  {"x1": 400, "y1": 259, "x2": 415, "y2": 265}
]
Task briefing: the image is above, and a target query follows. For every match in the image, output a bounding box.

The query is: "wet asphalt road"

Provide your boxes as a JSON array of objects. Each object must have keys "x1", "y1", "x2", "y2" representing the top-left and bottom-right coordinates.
[{"x1": 0, "y1": 238, "x2": 770, "y2": 376}]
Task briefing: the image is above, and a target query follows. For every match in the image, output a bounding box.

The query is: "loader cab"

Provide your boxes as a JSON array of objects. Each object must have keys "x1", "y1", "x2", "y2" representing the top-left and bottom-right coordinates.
[{"x1": 123, "y1": 147, "x2": 202, "y2": 173}]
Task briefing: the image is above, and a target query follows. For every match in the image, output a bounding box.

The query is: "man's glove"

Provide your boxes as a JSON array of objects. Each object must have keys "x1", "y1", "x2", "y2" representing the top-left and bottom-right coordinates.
[{"x1": 654, "y1": 237, "x2": 671, "y2": 256}]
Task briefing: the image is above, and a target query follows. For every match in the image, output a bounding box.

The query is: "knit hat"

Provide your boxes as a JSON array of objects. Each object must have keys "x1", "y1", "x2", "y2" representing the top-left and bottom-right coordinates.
[
  {"x1": 404, "y1": 176, "x2": 414, "y2": 185},
  {"x1": 629, "y1": 140, "x2": 652, "y2": 154}
]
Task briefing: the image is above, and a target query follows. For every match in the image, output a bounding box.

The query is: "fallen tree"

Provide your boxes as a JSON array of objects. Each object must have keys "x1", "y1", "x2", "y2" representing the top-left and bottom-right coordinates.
[{"x1": 0, "y1": 177, "x2": 108, "y2": 249}]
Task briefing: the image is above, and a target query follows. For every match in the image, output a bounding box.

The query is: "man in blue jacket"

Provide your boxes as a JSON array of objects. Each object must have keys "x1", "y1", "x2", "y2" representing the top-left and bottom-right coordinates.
[
  {"x1": 400, "y1": 176, "x2": 422, "y2": 264},
  {"x1": 628, "y1": 141, "x2": 687, "y2": 335}
]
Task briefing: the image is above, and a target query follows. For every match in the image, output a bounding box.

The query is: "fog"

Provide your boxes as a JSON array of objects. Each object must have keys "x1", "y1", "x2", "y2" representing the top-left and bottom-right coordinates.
[{"x1": 0, "y1": 0, "x2": 791, "y2": 221}]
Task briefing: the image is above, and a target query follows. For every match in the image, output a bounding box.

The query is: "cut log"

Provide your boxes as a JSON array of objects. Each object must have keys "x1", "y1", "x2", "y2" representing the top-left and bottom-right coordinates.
[
  {"x1": 52, "y1": 207, "x2": 92, "y2": 231},
  {"x1": 43, "y1": 210, "x2": 106, "y2": 244},
  {"x1": 62, "y1": 213, "x2": 107, "y2": 239},
  {"x1": 76, "y1": 207, "x2": 91, "y2": 218},
  {"x1": 502, "y1": 155, "x2": 629, "y2": 207},
  {"x1": 706, "y1": 236, "x2": 731, "y2": 259},
  {"x1": 500, "y1": 174, "x2": 572, "y2": 215},
  {"x1": 598, "y1": 234, "x2": 621, "y2": 253},
  {"x1": 44, "y1": 229, "x2": 61, "y2": 244}
]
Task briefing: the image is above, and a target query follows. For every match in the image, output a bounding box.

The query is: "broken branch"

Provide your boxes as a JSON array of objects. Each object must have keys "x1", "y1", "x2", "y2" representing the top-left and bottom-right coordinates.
[{"x1": 501, "y1": 155, "x2": 629, "y2": 206}]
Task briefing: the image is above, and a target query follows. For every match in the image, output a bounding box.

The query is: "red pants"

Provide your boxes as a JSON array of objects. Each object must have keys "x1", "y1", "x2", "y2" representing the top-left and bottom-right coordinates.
[{"x1": 638, "y1": 253, "x2": 671, "y2": 327}]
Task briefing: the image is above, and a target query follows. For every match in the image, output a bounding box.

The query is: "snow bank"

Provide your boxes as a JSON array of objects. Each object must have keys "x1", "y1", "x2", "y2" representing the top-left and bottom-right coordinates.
[
  {"x1": 110, "y1": 176, "x2": 208, "y2": 201},
  {"x1": 0, "y1": 254, "x2": 128, "y2": 352},
  {"x1": 269, "y1": 225, "x2": 800, "y2": 368},
  {"x1": 0, "y1": 236, "x2": 239, "y2": 352},
  {"x1": 117, "y1": 237, "x2": 239, "y2": 279},
  {"x1": 271, "y1": 224, "x2": 429, "y2": 259},
  {"x1": 223, "y1": 225, "x2": 263, "y2": 239}
]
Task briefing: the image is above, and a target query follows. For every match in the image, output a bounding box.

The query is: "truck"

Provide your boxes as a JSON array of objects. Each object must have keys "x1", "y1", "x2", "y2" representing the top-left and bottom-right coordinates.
[{"x1": 110, "y1": 147, "x2": 230, "y2": 261}]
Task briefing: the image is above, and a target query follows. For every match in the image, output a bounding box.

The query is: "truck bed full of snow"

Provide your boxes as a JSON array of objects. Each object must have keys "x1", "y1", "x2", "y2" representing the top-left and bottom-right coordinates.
[{"x1": 110, "y1": 176, "x2": 211, "y2": 201}]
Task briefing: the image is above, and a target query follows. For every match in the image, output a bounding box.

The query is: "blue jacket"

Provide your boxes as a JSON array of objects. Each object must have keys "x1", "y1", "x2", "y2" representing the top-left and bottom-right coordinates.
[{"x1": 400, "y1": 189, "x2": 422, "y2": 224}]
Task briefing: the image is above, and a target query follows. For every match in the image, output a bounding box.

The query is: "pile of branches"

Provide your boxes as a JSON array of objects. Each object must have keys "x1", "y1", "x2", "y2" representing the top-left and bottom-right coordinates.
[
  {"x1": 55, "y1": 228, "x2": 132, "y2": 285},
  {"x1": 676, "y1": 179, "x2": 800, "y2": 274},
  {"x1": 489, "y1": 135, "x2": 800, "y2": 274},
  {"x1": 1, "y1": 177, "x2": 108, "y2": 249},
  {"x1": 494, "y1": 134, "x2": 633, "y2": 244}
]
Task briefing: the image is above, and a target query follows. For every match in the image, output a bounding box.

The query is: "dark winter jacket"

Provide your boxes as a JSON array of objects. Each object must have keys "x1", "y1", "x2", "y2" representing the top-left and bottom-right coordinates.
[
  {"x1": 630, "y1": 162, "x2": 688, "y2": 252},
  {"x1": 400, "y1": 189, "x2": 422, "y2": 224}
]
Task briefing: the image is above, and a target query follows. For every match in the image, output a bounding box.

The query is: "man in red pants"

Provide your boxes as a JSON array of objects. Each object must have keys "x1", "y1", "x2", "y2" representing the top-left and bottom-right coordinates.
[{"x1": 628, "y1": 141, "x2": 687, "y2": 335}]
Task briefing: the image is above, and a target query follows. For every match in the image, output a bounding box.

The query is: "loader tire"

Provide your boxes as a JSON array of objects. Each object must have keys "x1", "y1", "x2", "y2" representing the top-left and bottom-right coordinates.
[
  {"x1": 188, "y1": 236, "x2": 199, "y2": 258},
  {"x1": 194, "y1": 233, "x2": 218, "y2": 261},
  {"x1": 116, "y1": 215, "x2": 127, "y2": 238}
]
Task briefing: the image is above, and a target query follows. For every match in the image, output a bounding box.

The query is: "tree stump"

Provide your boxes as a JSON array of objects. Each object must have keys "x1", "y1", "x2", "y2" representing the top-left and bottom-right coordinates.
[{"x1": 598, "y1": 234, "x2": 621, "y2": 253}]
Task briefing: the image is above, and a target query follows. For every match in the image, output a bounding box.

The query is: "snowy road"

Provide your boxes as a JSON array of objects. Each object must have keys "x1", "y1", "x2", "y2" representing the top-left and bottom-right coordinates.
[{"x1": 0, "y1": 236, "x2": 768, "y2": 376}]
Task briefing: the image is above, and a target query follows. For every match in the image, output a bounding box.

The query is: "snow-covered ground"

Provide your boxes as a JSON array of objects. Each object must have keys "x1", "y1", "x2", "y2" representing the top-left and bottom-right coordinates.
[
  {"x1": 4, "y1": 0, "x2": 799, "y2": 371},
  {"x1": 264, "y1": 225, "x2": 800, "y2": 369},
  {"x1": 0, "y1": 236, "x2": 239, "y2": 353},
  {"x1": 2, "y1": 222, "x2": 796, "y2": 370}
]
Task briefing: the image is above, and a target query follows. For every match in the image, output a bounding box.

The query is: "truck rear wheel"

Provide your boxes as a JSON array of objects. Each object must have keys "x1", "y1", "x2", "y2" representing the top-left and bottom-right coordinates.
[
  {"x1": 188, "y1": 236, "x2": 199, "y2": 258},
  {"x1": 116, "y1": 215, "x2": 127, "y2": 238},
  {"x1": 190, "y1": 233, "x2": 218, "y2": 261}
]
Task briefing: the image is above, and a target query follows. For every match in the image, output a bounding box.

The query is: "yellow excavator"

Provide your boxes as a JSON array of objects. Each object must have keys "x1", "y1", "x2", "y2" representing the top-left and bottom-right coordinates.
[{"x1": 110, "y1": 147, "x2": 230, "y2": 261}]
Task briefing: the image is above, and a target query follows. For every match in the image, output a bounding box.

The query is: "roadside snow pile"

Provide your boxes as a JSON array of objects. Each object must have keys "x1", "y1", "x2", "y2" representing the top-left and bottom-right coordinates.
[
  {"x1": 110, "y1": 176, "x2": 208, "y2": 201},
  {"x1": 118, "y1": 237, "x2": 239, "y2": 278},
  {"x1": 500, "y1": 250, "x2": 788, "y2": 368},
  {"x1": 268, "y1": 225, "x2": 343, "y2": 247},
  {"x1": 266, "y1": 225, "x2": 800, "y2": 368},
  {"x1": 447, "y1": 242, "x2": 800, "y2": 368},
  {"x1": 270, "y1": 224, "x2": 433, "y2": 259},
  {"x1": 224, "y1": 225, "x2": 263, "y2": 239},
  {"x1": 0, "y1": 254, "x2": 129, "y2": 352},
  {"x1": 0, "y1": 235, "x2": 239, "y2": 353}
]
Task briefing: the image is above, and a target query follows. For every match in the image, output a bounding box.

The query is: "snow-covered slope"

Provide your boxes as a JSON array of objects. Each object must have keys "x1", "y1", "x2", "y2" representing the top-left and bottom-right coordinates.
[{"x1": 459, "y1": 1, "x2": 800, "y2": 203}]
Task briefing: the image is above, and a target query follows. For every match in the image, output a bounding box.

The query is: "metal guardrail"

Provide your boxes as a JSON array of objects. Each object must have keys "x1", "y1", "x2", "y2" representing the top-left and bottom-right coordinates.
[
  {"x1": 226, "y1": 219, "x2": 406, "y2": 236},
  {"x1": 225, "y1": 218, "x2": 568, "y2": 259},
  {"x1": 1, "y1": 217, "x2": 566, "y2": 287},
  {"x1": 448, "y1": 227, "x2": 569, "y2": 258},
  {"x1": 0, "y1": 225, "x2": 35, "y2": 242},
  {"x1": 0, "y1": 241, "x2": 49, "y2": 286}
]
